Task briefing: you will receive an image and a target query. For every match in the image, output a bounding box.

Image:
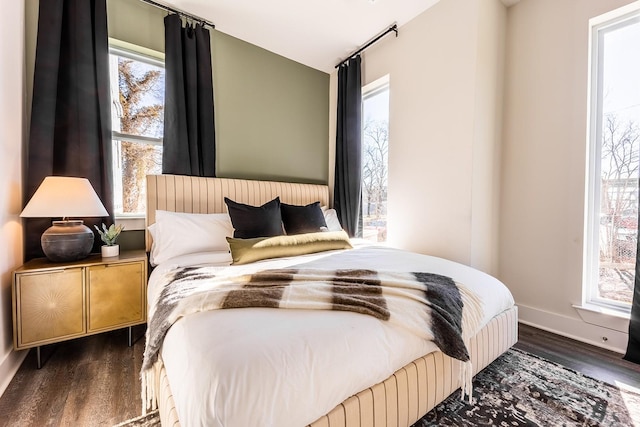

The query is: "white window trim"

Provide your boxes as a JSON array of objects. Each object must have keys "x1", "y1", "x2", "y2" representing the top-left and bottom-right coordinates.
[
  {"x1": 582, "y1": 2, "x2": 640, "y2": 320},
  {"x1": 573, "y1": 303, "x2": 630, "y2": 333},
  {"x1": 112, "y1": 131, "x2": 163, "y2": 147},
  {"x1": 362, "y1": 74, "x2": 389, "y2": 99},
  {"x1": 109, "y1": 38, "x2": 165, "y2": 63},
  {"x1": 109, "y1": 39, "x2": 165, "y2": 229},
  {"x1": 114, "y1": 216, "x2": 147, "y2": 232}
]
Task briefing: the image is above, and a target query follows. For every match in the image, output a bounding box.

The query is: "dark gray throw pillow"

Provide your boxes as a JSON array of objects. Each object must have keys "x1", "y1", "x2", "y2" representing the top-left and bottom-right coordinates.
[
  {"x1": 281, "y1": 201, "x2": 328, "y2": 235},
  {"x1": 224, "y1": 197, "x2": 284, "y2": 239}
]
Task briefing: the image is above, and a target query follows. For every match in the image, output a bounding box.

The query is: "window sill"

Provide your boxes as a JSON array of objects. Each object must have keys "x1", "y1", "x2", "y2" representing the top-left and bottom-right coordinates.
[
  {"x1": 573, "y1": 303, "x2": 630, "y2": 333},
  {"x1": 114, "y1": 216, "x2": 146, "y2": 231}
]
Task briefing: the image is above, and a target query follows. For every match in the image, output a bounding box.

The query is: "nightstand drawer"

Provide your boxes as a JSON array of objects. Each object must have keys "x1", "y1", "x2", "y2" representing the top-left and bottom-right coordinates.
[
  {"x1": 16, "y1": 268, "x2": 85, "y2": 347},
  {"x1": 87, "y1": 261, "x2": 145, "y2": 332}
]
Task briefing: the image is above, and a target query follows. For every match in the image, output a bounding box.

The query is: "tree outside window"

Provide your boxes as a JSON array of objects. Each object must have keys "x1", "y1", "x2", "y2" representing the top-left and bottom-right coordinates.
[
  {"x1": 598, "y1": 115, "x2": 639, "y2": 304},
  {"x1": 109, "y1": 47, "x2": 164, "y2": 216},
  {"x1": 362, "y1": 82, "x2": 389, "y2": 242}
]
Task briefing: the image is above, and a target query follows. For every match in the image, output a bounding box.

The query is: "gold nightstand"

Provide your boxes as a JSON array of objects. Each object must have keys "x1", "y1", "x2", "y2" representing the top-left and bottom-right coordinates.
[{"x1": 12, "y1": 250, "x2": 147, "y2": 368}]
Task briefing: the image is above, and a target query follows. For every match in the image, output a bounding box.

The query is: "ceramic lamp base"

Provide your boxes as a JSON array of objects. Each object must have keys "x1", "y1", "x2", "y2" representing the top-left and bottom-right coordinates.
[{"x1": 41, "y1": 220, "x2": 94, "y2": 262}]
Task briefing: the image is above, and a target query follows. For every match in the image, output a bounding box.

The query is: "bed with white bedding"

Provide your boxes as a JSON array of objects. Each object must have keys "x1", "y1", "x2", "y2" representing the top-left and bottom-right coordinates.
[{"x1": 143, "y1": 174, "x2": 518, "y2": 427}]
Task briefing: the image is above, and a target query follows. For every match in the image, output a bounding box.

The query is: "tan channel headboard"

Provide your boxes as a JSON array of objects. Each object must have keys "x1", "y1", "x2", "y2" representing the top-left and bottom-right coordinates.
[{"x1": 145, "y1": 174, "x2": 330, "y2": 252}]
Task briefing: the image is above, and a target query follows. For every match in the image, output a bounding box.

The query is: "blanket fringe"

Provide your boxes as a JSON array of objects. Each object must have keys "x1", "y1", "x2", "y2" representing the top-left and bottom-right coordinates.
[
  {"x1": 141, "y1": 363, "x2": 158, "y2": 415},
  {"x1": 460, "y1": 360, "x2": 474, "y2": 403}
]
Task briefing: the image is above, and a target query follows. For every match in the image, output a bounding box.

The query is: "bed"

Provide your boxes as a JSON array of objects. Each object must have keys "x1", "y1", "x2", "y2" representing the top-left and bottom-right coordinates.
[{"x1": 143, "y1": 174, "x2": 518, "y2": 427}]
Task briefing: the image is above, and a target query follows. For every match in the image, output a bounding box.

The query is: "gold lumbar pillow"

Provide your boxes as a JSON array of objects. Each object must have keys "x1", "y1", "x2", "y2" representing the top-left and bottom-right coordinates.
[{"x1": 226, "y1": 231, "x2": 352, "y2": 265}]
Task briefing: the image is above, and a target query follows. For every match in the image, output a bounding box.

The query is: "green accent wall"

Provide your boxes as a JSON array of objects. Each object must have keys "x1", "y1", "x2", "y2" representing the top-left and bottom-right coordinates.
[
  {"x1": 107, "y1": 0, "x2": 166, "y2": 52},
  {"x1": 26, "y1": 0, "x2": 329, "y2": 185},
  {"x1": 212, "y1": 32, "x2": 329, "y2": 183},
  {"x1": 106, "y1": 0, "x2": 329, "y2": 184}
]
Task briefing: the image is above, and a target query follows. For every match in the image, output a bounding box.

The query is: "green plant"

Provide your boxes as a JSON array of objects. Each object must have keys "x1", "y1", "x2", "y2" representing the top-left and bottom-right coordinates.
[{"x1": 94, "y1": 223, "x2": 124, "y2": 246}]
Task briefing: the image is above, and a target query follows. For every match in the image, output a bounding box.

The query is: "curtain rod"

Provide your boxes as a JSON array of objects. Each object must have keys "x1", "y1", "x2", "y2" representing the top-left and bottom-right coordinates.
[
  {"x1": 335, "y1": 23, "x2": 398, "y2": 68},
  {"x1": 138, "y1": 0, "x2": 215, "y2": 28}
]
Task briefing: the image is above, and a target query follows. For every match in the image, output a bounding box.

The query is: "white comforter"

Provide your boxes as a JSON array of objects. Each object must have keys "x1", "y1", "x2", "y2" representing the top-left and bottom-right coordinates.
[{"x1": 148, "y1": 242, "x2": 514, "y2": 427}]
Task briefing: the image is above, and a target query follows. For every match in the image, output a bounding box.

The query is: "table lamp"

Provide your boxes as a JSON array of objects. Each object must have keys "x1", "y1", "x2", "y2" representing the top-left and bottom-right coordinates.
[{"x1": 20, "y1": 176, "x2": 109, "y2": 262}]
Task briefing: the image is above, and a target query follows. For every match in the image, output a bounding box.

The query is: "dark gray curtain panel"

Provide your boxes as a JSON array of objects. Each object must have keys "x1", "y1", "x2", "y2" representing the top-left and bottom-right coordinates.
[
  {"x1": 25, "y1": 0, "x2": 113, "y2": 261},
  {"x1": 625, "y1": 186, "x2": 640, "y2": 364},
  {"x1": 334, "y1": 56, "x2": 362, "y2": 237},
  {"x1": 162, "y1": 14, "x2": 216, "y2": 177}
]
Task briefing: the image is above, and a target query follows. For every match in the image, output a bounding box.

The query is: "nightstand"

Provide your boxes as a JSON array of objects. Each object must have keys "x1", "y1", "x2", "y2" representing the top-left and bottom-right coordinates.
[{"x1": 12, "y1": 250, "x2": 147, "y2": 368}]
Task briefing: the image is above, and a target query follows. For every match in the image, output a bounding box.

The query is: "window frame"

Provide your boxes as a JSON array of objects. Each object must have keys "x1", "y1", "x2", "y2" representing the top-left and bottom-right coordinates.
[
  {"x1": 108, "y1": 39, "x2": 165, "y2": 226},
  {"x1": 583, "y1": 3, "x2": 640, "y2": 314}
]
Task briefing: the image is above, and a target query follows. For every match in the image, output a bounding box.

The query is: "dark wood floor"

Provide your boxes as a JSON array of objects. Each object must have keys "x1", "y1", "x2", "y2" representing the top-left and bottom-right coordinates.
[
  {"x1": 0, "y1": 326, "x2": 146, "y2": 427},
  {"x1": 0, "y1": 323, "x2": 639, "y2": 427}
]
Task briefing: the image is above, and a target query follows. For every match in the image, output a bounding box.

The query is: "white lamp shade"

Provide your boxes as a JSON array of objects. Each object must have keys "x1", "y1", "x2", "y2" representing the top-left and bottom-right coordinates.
[{"x1": 20, "y1": 176, "x2": 109, "y2": 218}]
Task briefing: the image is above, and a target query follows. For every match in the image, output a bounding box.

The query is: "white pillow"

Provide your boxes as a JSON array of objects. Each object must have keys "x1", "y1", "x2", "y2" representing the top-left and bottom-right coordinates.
[
  {"x1": 149, "y1": 210, "x2": 234, "y2": 266},
  {"x1": 323, "y1": 209, "x2": 343, "y2": 232}
]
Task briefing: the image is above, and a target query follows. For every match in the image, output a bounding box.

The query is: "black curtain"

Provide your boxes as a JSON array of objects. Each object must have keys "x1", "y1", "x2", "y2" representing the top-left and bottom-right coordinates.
[
  {"x1": 25, "y1": 0, "x2": 113, "y2": 261},
  {"x1": 624, "y1": 181, "x2": 640, "y2": 363},
  {"x1": 163, "y1": 14, "x2": 216, "y2": 177},
  {"x1": 334, "y1": 56, "x2": 362, "y2": 237}
]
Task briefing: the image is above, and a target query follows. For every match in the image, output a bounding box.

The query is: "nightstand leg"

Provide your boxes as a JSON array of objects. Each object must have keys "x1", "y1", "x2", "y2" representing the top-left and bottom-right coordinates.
[
  {"x1": 128, "y1": 326, "x2": 132, "y2": 347},
  {"x1": 36, "y1": 346, "x2": 41, "y2": 369}
]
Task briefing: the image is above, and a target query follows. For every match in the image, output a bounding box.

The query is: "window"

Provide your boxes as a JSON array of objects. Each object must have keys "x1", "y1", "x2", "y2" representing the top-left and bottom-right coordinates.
[
  {"x1": 362, "y1": 77, "x2": 389, "y2": 243},
  {"x1": 585, "y1": 4, "x2": 640, "y2": 311},
  {"x1": 109, "y1": 43, "x2": 165, "y2": 217}
]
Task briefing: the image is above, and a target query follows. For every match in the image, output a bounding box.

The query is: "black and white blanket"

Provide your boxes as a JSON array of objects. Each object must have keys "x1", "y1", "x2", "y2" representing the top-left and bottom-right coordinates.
[{"x1": 141, "y1": 263, "x2": 483, "y2": 412}]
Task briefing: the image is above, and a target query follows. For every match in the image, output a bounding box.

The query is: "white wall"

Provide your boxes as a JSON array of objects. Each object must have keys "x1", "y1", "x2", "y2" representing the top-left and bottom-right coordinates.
[
  {"x1": 470, "y1": 0, "x2": 506, "y2": 273},
  {"x1": 500, "y1": 0, "x2": 636, "y2": 353},
  {"x1": 0, "y1": 0, "x2": 27, "y2": 396},
  {"x1": 360, "y1": 0, "x2": 506, "y2": 275}
]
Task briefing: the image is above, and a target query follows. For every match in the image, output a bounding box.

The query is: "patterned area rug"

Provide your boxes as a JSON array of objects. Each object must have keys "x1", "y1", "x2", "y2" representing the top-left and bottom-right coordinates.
[
  {"x1": 114, "y1": 348, "x2": 640, "y2": 427},
  {"x1": 414, "y1": 348, "x2": 640, "y2": 427}
]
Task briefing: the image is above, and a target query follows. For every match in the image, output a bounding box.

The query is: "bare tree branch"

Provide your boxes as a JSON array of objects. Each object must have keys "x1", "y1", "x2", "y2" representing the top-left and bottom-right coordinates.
[
  {"x1": 600, "y1": 114, "x2": 639, "y2": 262},
  {"x1": 362, "y1": 119, "x2": 388, "y2": 227}
]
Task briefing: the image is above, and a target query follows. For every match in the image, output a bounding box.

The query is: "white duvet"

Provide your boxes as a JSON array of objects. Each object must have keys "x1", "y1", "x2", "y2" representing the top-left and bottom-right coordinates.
[{"x1": 148, "y1": 242, "x2": 514, "y2": 427}]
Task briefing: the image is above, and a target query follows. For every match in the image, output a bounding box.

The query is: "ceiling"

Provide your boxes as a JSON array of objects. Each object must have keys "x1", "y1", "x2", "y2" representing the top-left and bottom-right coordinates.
[
  {"x1": 159, "y1": 0, "x2": 520, "y2": 73},
  {"x1": 158, "y1": 0, "x2": 442, "y2": 73}
]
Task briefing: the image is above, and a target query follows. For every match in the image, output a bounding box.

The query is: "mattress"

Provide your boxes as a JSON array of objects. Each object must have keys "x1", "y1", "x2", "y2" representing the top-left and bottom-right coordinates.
[
  {"x1": 154, "y1": 307, "x2": 518, "y2": 427},
  {"x1": 147, "y1": 242, "x2": 515, "y2": 427}
]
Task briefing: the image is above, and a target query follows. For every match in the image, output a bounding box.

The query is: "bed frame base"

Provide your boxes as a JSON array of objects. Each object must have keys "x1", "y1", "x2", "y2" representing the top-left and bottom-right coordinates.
[{"x1": 154, "y1": 306, "x2": 518, "y2": 427}]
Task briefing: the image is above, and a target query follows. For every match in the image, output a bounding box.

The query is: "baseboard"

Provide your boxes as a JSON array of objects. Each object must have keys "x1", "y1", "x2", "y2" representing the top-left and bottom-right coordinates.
[
  {"x1": 0, "y1": 348, "x2": 27, "y2": 398},
  {"x1": 517, "y1": 304, "x2": 628, "y2": 354}
]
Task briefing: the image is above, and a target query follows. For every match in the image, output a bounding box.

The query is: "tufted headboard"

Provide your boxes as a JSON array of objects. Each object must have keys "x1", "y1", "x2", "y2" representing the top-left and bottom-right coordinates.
[{"x1": 145, "y1": 174, "x2": 330, "y2": 252}]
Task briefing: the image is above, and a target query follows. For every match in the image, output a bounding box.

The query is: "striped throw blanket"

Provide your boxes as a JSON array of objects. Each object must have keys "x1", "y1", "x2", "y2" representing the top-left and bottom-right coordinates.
[{"x1": 141, "y1": 266, "x2": 483, "y2": 412}]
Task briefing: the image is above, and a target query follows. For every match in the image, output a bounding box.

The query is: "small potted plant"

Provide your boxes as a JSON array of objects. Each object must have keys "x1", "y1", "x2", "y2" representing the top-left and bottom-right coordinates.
[{"x1": 95, "y1": 223, "x2": 124, "y2": 257}]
